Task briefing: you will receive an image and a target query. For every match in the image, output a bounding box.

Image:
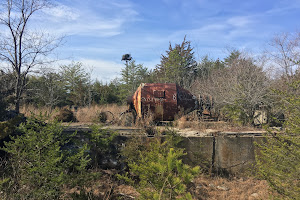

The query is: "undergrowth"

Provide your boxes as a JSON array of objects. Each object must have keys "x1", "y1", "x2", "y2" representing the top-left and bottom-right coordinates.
[
  {"x1": 118, "y1": 130, "x2": 200, "y2": 200},
  {"x1": 0, "y1": 114, "x2": 118, "y2": 199}
]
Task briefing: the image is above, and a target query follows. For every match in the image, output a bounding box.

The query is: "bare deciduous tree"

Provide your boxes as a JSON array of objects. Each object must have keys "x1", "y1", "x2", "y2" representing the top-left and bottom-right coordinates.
[
  {"x1": 193, "y1": 51, "x2": 271, "y2": 123},
  {"x1": 269, "y1": 32, "x2": 300, "y2": 81},
  {"x1": 0, "y1": 0, "x2": 61, "y2": 113}
]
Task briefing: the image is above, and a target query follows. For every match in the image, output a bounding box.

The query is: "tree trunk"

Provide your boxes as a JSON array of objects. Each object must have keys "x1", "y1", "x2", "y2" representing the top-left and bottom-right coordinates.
[{"x1": 14, "y1": 74, "x2": 21, "y2": 114}]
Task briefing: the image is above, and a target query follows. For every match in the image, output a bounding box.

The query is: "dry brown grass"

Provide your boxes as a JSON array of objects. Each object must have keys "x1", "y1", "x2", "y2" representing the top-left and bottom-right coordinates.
[
  {"x1": 192, "y1": 175, "x2": 278, "y2": 200},
  {"x1": 63, "y1": 169, "x2": 140, "y2": 199},
  {"x1": 176, "y1": 116, "x2": 189, "y2": 129},
  {"x1": 63, "y1": 171, "x2": 278, "y2": 200},
  {"x1": 75, "y1": 104, "x2": 127, "y2": 123},
  {"x1": 20, "y1": 104, "x2": 128, "y2": 123},
  {"x1": 20, "y1": 104, "x2": 60, "y2": 120},
  {"x1": 174, "y1": 116, "x2": 262, "y2": 132},
  {"x1": 21, "y1": 104, "x2": 263, "y2": 133}
]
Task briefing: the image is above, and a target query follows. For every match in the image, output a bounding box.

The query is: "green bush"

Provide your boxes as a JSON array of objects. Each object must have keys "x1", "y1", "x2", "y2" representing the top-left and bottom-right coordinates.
[
  {"x1": 85, "y1": 124, "x2": 118, "y2": 168},
  {"x1": 0, "y1": 115, "x2": 25, "y2": 140},
  {"x1": 119, "y1": 131, "x2": 200, "y2": 200},
  {"x1": 0, "y1": 115, "x2": 92, "y2": 200},
  {"x1": 221, "y1": 101, "x2": 250, "y2": 126},
  {"x1": 97, "y1": 111, "x2": 107, "y2": 123},
  {"x1": 55, "y1": 108, "x2": 76, "y2": 122},
  {"x1": 0, "y1": 94, "x2": 7, "y2": 121},
  {"x1": 255, "y1": 80, "x2": 300, "y2": 199}
]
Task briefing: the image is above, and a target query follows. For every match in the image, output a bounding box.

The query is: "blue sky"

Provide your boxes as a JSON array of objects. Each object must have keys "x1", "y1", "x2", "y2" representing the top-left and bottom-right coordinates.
[{"x1": 34, "y1": 0, "x2": 300, "y2": 81}]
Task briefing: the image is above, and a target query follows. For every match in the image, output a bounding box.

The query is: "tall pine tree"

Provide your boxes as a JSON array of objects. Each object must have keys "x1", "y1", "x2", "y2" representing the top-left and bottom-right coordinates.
[{"x1": 154, "y1": 36, "x2": 197, "y2": 88}]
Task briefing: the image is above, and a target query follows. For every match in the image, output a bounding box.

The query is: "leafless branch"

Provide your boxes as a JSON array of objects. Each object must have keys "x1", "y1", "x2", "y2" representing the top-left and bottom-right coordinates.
[{"x1": 0, "y1": 0, "x2": 62, "y2": 112}]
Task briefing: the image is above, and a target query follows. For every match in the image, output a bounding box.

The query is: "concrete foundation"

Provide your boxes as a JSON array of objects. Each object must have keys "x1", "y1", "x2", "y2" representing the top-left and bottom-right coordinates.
[
  {"x1": 180, "y1": 135, "x2": 265, "y2": 175},
  {"x1": 64, "y1": 125, "x2": 265, "y2": 175}
]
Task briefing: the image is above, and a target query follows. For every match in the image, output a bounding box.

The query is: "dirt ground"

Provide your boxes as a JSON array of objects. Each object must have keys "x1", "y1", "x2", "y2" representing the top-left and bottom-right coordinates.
[
  {"x1": 64, "y1": 170, "x2": 276, "y2": 200},
  {"x1": 191, "y1": 175, "x2": 275, "y2": 200}
]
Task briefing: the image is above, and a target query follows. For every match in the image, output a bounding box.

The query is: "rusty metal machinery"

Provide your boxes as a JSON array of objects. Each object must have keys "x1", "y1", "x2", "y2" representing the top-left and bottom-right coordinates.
[{"x1": 126, "y1": 83, "x2": 212, "y2": 122}]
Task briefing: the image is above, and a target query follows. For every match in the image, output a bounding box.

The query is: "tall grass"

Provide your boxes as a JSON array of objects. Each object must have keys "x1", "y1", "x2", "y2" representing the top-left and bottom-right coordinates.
[
  {"x1": 75, "y1": 104, "x2": 127, "y2": 123},
  {"x1": 20, "y1": 104, "x2": 59, "y2": 120},
  {"x1": 20, "y1": 104, "x2": 259, "y2": 131},
  {"x1": 20, "y1": 104, "x2": 128, "y2": 123}
]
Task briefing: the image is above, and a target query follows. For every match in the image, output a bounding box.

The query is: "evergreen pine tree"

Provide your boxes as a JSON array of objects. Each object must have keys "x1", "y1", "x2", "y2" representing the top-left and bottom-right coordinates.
[{"x1": 256, "y1": 80, "x2": 300, "y2": 199}]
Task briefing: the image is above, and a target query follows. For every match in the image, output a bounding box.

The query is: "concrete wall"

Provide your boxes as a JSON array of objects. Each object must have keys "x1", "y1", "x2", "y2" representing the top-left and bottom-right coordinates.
[
  {"x1": 180, "y1": 136, "x2": 265, "y2": 175},
  {"x1": 69, "y1": 127, "x2": 265, "y2": 175}
]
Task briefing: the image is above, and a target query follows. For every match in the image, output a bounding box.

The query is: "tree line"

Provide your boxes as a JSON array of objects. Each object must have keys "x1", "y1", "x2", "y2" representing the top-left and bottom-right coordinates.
[
  {"x1": 0, "y1": 33, "x2": 299, "y2": 125},
  {"x1": 0, "y1": 0, "x2": 299, "y2": 126}
]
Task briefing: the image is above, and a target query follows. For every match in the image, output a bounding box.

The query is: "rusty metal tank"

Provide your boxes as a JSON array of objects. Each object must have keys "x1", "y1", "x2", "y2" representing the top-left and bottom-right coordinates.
[{"x1": 127, "y1": 83, "x2": 199, "y2": 121}]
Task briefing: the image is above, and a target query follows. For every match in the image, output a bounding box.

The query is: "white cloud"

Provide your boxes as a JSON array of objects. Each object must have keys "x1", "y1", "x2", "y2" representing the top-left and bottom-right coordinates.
[
  {"x1": 141, "y1": 59, "x2": 161, "y2": 70},
  {"x1": 199, "y1": 24, "x2": 227, "y2": 32},
  {"x1": 35, "y1": 1, "x2": 139, "y2": 37},
  {"x1": 171, "y1": 14, "x2": 257, "y2": 42},
  {"x1": 53, "y1": 58, "x2": 123, "y2": 81},
  {"x1": 77, "y1": 58, "x2": 123, "y2": 81},
  {"x1": 43, "y1": 4, "x2": 80, "y2": 21},
  {"x1": 227, "y1": 16, "x2": 253, "y2": 27},
  {"x1": 51, "y1": 18, "x2": 124, "y2": 37},
  {"x1": 265, "y1": 0, "x2": 300, "y2": 15}
]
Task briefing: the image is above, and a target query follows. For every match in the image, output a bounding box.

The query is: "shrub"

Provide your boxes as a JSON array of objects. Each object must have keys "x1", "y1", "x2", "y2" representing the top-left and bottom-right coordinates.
[
  {"x1": 0, "y1": 115, "x2": 25, "y2": 140},
  {"x1": 97, "y1": 111, "x2": 107, "y2": 123},
  {"x1": 0, "y1": 115, "x2": 92, "y2": 200},
  {"x1": 255, "y1": 80, "x2": 300, "y2": 199},
  {"x1": 85, "y1": 124, "x2": 118, "y2": 168},
  {"x1": 119, "y1": 130, "x2": 200, "y2": 199},
  {"x1": 221, "y1": 101, "x2": 250, "y2": 126},
  {"x1": 55, "y1": 108, "x2": 76, "y2": 122},
  {"x1": 0, "y1": 94, "x2": 7, "y2": 121}
]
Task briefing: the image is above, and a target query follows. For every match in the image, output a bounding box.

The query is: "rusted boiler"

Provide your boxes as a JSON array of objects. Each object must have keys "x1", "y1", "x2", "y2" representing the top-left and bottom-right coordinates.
[{"x1": 127, "y1": 83, "x2": 199, "y2": 121}]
